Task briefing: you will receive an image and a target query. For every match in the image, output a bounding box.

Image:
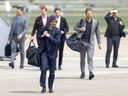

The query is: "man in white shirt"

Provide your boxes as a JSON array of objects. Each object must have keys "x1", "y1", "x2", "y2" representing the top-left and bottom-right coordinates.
[
  {"x1": 54, "y1": 8, "x2": 69, "y2": 70},
  {"x1": 31, "y1": 6, "x2": 49, "y2": 45}
]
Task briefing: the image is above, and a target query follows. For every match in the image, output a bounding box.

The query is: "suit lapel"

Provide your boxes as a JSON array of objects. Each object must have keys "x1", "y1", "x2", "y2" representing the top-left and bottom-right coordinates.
[
  {"x1": 39, "y1": 16, "x2": 44, "y2": 27},
  {"x1": 59, "y1": 17, "x2": 62, "y2": 29},
  {"x1": 91, "y1": 19, "x2": 95, "y2": 35},
  {"x1": 46, "y1": 17, "x2": 49, "y2": 26}
]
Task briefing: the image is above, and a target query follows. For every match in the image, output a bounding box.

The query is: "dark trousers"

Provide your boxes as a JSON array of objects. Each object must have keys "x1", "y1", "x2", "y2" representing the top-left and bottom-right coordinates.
[
  {"x1": 40, "y1": 52, "x2": 56, "y2": 89},
  {"x1": 58, "y1": 37, "x2": 65, "y2": 67},
  {"x1": 105, "y1": 36, "x2": 120, "y2": 66}
]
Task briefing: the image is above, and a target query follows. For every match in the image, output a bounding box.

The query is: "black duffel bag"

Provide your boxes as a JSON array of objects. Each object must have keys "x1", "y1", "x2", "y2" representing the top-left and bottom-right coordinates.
[
  {"x1": 4, "y1": 43, "x2": 11, "y2": 57},
  {"x1": 26, "y1": 40, "x2": 40, "y2": 67},
  {"x1": 5, "y1": 42, "x2": 19, "y2": 57},
  {"x1": 66, "y1": 32, "x2": 83, "y2": 52}
]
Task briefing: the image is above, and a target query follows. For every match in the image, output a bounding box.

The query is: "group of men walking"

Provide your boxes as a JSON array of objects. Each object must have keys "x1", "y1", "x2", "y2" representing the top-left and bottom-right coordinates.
[{"x1": 7, "y1": 6, "x2": 125, "y2": 93}]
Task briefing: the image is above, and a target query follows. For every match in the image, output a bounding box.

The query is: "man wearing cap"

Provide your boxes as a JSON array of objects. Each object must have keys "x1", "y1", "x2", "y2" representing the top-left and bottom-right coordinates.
[
  {"x1": 39, "y1": 15, "x2": 61, "y2": 93},
  {"x1": 105, "y1": 9, "x2": 125, "y2": 68}
]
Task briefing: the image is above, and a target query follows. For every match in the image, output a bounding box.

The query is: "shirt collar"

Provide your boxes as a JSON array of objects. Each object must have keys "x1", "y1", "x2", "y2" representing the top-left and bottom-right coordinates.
[
  {"x1": 86, "y1": 19, "x2": 92, "y2": 23},
  {"x1": 42, "y1": 16, "x2": 47, "y2": 18}
]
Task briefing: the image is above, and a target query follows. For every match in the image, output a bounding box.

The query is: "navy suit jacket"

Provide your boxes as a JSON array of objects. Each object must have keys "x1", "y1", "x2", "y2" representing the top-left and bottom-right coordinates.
[{"x1": 38, "y1": 27, "x2": 61, "y2": 59}]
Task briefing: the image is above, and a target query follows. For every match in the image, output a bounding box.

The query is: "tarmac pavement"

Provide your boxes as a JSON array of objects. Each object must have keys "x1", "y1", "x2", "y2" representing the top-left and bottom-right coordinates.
[{"x1": 0, "y1": 35, "x2": 128, "y2": 96}]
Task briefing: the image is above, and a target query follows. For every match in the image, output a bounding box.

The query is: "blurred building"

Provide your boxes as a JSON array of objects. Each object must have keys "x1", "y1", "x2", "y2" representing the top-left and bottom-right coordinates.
[{"x1": 0, "y1": 0, "x2": 128, "y2": 11}]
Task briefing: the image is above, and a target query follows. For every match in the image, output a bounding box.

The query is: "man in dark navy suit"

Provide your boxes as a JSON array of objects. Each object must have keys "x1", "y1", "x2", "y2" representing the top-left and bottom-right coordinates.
[
  {"x1": 54, "y1": 8, "x2": 69, "y2": 70},
  {"x1": 39, "y1": 15, "x2": 61, "y2": 93}
]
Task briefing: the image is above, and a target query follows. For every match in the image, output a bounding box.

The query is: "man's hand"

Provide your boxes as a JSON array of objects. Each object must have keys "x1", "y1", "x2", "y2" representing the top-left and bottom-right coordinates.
[
  {"x1": 110, "y1": 9, "x2": 118, "y2": 14},
  {"x1": 7, "y1": 41, "x2": 10, "y2": 44},
  {"x1": 61, "y1": 31, "x2": 64, "y2": 34},
  {"x1": 98, "y1": 44, "x2": 102, "y2": 50},
  {"x1": 31, "y1": 36, "x2": 34, "y2": 41},
  {"x1": 43, "y1": 31, "x2": 50, "y2": 37},
  {"x1": 110, "y1": 9, "x2": 118, "y2": 16},
  {"x1": 17, "y1": 34, "x2": 22, "y2": 40},
  {"x1": 7, "y1": 37, "x2": 11, "y2": 44},
  {"x1": 80, "y1": 27, "x2": 86, "y2": 32},
  {"x1": 119, "y1": 21, "x2": 123, "y2": 26}
]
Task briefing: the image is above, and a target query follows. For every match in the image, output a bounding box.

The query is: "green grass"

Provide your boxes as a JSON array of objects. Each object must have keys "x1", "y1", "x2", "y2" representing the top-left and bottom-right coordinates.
[
  {"x1": 0, "y1": 10, "x2": 128, "y2": 34},
  {"x1": 64, "y1": 11, "x2": 128, "y2": 34}
]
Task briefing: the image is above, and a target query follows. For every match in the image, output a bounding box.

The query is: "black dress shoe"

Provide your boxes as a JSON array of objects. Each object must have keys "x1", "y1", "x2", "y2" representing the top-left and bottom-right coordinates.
[
  {"x1": 80, "y1": 73, "x2": 85, "y2": 79},
  {"x1": 41, "y1": 87, "x2": 46, "y2": 93},
  {"x1": 106, "y1": 64, "x2": 109, "y2": 68},
  {"x1": 20, "y1": 65, "x2": 24, "y2": 69},
  {"x1": 9, "y1": 62, "x2": 14, "y2": 69},
  {"x1": 58, "y1": 66, "x2": 62, "y2": 70},
  {"x1": 49, "y1": 89, "x2": 53, "y2": 93},
  {"x1": 112, "y1": 65, "x2": 119, "y2": 68},
  {"x1": 54, "y1": 66, "x2": 57, "y2": 70},
  {"x1": 89, "y1": 73, "x2": 94, "y2": 80}
]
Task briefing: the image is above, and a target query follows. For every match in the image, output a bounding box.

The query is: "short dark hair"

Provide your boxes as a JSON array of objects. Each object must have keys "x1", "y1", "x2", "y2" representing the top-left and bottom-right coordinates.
[
  {"x1": 40, "y1": 5, "x2": 47, "y2": 11},
  {"x1": 54, "y1": 8, "x2": 61, "y2": 13},
  {"x1": 85, "y1": 7, "x2": 93, "y2": 13},
  {"x1": 17, "y1": 7, "x2": 24, "y2": 11}
]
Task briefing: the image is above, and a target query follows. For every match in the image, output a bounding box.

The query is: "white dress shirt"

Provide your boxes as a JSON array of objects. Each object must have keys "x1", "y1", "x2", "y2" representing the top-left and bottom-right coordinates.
[
  {"x1": 56, "y1": 17, "x2": 61, "y2": 29},
  {"x1": 42, "y1": 16, "x2": 47, "y2": 26}
]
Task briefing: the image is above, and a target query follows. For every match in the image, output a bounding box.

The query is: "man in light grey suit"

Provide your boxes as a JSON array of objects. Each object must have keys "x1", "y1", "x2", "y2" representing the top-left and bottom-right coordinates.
[
  {"x1": 74, "y1": 8, "x2": 102, "y2": 80},
  {"x1": 8, "y1": 7, "x2": 28, "y2": 69}
]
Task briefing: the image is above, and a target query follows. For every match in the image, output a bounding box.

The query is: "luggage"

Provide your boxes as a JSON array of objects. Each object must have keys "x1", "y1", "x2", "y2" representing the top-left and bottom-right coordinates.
[
  {"x1": 66, "y1": 32, "x2": 83, "y2": 52},
  {"x1": 26, "y1": 40, "x2": 40, "y2": 67},
  {"x1": 4, "y1": 42, "x2": 19, "y2": 57}
]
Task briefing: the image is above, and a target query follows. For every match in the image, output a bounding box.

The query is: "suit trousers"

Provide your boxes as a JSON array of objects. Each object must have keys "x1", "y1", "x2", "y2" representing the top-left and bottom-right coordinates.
[
  {"x1": 40, "y1": 52, "x2": 56, "y2": 89},
  {"x1": 58, "y1": 37, "x2": 65, "y2": 67},
  {"x1": 105, "y1": 36, "x2": 120, "y2": 66},
  {"x1": 11, "y1": 36, "x2": 25, "y2": 66},
  {"x1": 80, "y1": 41, "x2": 94, "y2": 74}
]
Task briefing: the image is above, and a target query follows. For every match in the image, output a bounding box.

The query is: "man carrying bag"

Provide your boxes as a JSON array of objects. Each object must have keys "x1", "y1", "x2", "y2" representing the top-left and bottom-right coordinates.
[{"x1": 72, "y1": 8, "x2": 102, "y2": 80}]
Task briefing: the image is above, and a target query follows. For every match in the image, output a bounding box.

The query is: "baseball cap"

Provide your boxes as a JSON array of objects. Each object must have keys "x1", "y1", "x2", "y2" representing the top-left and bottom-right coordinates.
[{"x1": 49, "y1": 15, "x2": 57, "y2": 22}]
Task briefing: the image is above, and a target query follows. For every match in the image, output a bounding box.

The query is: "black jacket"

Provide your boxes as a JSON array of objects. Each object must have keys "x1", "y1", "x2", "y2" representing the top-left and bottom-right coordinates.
[
  {"x1": 59, "y1": 16, "x2": 69, "y2": 40},
  {"x1": 31, "y1": 16, "x2": 50, "y2": 39},
  {"x1": 104, "y1": 12, "x2": 125, "y2": 37}
]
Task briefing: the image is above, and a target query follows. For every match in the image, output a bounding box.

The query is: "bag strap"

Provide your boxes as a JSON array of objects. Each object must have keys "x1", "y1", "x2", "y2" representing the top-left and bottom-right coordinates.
[
  {"x1": 78, "y1": 19, "x2": 85, "y2": 37},
  {"x1": 80, "y1": 18, "x2": 86, "y2": 27}
]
